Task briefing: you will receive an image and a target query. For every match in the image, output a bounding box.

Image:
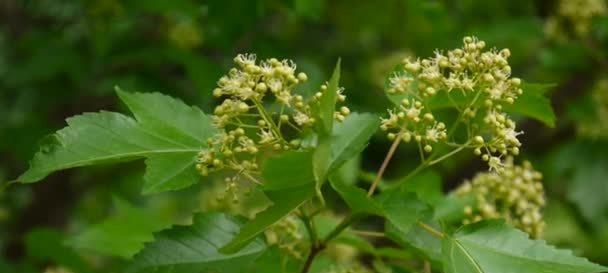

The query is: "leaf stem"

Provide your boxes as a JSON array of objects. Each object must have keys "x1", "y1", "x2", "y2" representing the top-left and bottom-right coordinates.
[
  {"x1": 300, "y1": 243, "x2": 324, "y2": 273},
  {"x1": 424, "y1": 261, "x2": 431, "y2": 273},
  {"x1": 323, "y1": 214, "x2": 359, "y2": 244},
  {"x1": 299, "y1": 208, "x2": 319, "y2": 245},
  {"x1": 416, "y1": 221, "x2": 444, "y2": 238},
  {"x1": 386, "y1": 162, "x2": 429, "y2": 191},
  {"x1": 427, "y1": 144, "x2": 467, "y2": 166},
  {"x1": 368, "y1": 134, "x2": 402, "y2": 196},
  {"x1": 301, "y1": 213, "x2": 361, "y2": 273},
  {"x1": 252, "y1": 99, "x2": 285, "y2": 142},
  {"x1": 446, "y1": 90, "x2": 481, "y2": 139},
  {"x1": 0, "y1": 180, "x2": 17, "y2": 193},
  {"x1": 242, "y1": 172, "x2": 263, "y2": 185},
  {"x1": 386, "y1": 143, "x2": 467, "y2": 191},
  {"x1": 351, "y1": 229, "x2": 385, "y2": 237},
  {"x1": 417, "y1": 141, "x2": 426, "y2": 162}
]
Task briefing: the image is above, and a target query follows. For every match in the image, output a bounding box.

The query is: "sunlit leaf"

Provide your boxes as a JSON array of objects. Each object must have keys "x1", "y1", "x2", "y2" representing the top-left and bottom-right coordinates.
[{"x1": 18, "y1": 89, "x2": 217, "y2": 194}]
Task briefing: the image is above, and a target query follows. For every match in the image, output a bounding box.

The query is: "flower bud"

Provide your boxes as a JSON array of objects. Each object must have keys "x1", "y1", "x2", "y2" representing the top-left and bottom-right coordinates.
[{"x1": 297, "y1": 72, "x2": 308, "y2": 82}]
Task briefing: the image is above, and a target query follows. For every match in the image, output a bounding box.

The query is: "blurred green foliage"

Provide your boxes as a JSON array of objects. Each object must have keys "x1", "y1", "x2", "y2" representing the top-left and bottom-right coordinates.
[{"x1": 1, "y1": 0, "x2": 608, "y2": 272}]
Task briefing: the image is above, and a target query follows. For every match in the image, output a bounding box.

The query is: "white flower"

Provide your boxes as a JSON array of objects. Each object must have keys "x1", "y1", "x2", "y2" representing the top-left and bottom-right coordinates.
[
  {"x1": 234, "y1": 53, "x2": 257, "y2": 66},
  {"x1": 281, "y1": 59, "x2": 297, "y2": 75},
  {"x1": 293, "y1": 111, "x2": 311, "y2": 126},
  {"x1": 380, "y1": 110, "x2": 399, "y2": 129},
  {"x1": 502, "y1": 127, "x2": 523, "y2": 146},
  {"x1": 405, "y1": 105, "x2": 421, "y2": 119},
  {"x1": 276, "y1": 91, "x2": 292, "y2": 105},
  {"x1": 267, "y1": 78, "x2": 283, "y2": 92},
  {"x1": 388, "y1": 72, "x2": 412, "y2": 93},
  {"x1": 260, "y1": 61, "x2": 274, "y2": 76},
  {"x1": 488, "y1": 156, "x2": 504, "y2": 172},
  {"x1": 258, "y1": 129, "x2": 275, "y2": 144}
]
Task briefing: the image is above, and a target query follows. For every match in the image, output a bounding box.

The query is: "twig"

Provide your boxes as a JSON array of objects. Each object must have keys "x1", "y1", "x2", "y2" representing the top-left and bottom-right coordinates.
[
  {"x1": 299, "y1": 208, "x2": 318, "y2": 245},
  {"x1": 368, "y1": 134, "x2": 402, "y2": 196},
  {"x1": 300, "y1": 243, "x2": 324, "y2": 273},
  {"x1": 427, "y1": 144, "x2": 467, "y2": 166},
  {"x1": 424, "y1": 261, "x2": 431, "y2": 273}
]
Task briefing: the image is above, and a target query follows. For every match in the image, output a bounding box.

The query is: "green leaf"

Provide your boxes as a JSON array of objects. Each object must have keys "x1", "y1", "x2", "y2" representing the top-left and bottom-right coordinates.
[
  {"x1": 18, "y1": 89, "x2": 217, "y2": 194},
  {"x1": 379, "y1": 190, "x2": 432, "y2": 234},
  {"x1": 223, "y1": 150, "x2": 318, "y2": 253},
  {"x1": 313, "y1": 139, "x2": 332, "y2": 190},
  {"x1": 381, "y1": 186, "x2": 443, "y2": 264},
  {"x1": 329, "y1": 182, "x2": 431, "y2": 237},
  {"x1": 434, "y1": 194, "x2": 475, "y2": 224},
  {"x1": 329, "y1": 181, "x2": 433, "y2": 260},
  {"x1": 244, "y1": 246, "x2": 300, "y2": 273},
  {"x1": 115, "y1": 89, "x2": 215, "y2": 146},
  {"x1": 386, "y1": 218, "x2": 442, "y2": 263},
  {"x1": 143, "y1": 154, "x2": 199, "y2": 193},
  {"x1": 401, "y1": 170, "x2": 443, "y2": 206},
  {"x1": 317, "y1": 59, "x2": 341, "y2": 137},
  {"x1": 503, "y1": 83, "x2": 556, "y2": 127},
  {"x1": 67, "y1": 198, "x2": 172, "y2": 258},
  {"x1": 221, "y1": 183, "x2": 315, "y2": 253},
  {"x1": 329, "y1": 178, "x2": 383, "y2": 215},
  {"x1": 567, "y1": 157, "x2": 608, "y2": 229},
  {"x1": 547, "y1": 141, "x2": 608, "y2": 229},
  {"x1": 130, "y1": 213, "x2": 266, "y2": 273},
  {"x1": 314, "y1": 113, "x2": 379, "y2": 202},
  {"x1": 329, "y1": 154, "x2": 361, "y2": 187},
  {"x1": 442, "y1": 220, "x2": 608, "y2": 273},
  {"x1": 328, "y1": 112, "x2": 380, "y2": 173},
  {"x1": 262, "y1": 151, "x2": 315, "y2": 191},
  {"x1": 312, "y1": 60, "x2": 342, "y2": 199}
]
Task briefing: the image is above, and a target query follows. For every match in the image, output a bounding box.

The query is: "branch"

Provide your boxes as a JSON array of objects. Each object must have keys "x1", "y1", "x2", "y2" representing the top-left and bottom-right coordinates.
[{"x1": 300, "y1": 244, "x2": 324, "y2": 273}]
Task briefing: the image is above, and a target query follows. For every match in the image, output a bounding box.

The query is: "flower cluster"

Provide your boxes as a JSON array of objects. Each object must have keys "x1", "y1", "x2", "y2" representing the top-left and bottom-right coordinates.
[
  {"x1": 577, "y1": 79, "x2": 608, "y2": 138},
  {"x1": 382, "y1": 36, "x2": 523, "y2": 171},
  {"x1": 323, "y1": 243, "x2": 370, "y2": 273},
  {"x1": 197, "y1": 54, "x2": 349, "y2": 188},
  {"x1": 264, "y1": 214, "x2": 307, "y2": 259},
  {"x1": 381, "y1": 102, "x2": 447, "y2": 154},
  {"x1": 455, "y1": 158, "x2": 545, "y2": 238},
  {"x1": 199, "y1": 178, "x2": 268, "y2": 219},
  {"x1": 546, "y1": 0, "x2": 607, "y2": 39}
]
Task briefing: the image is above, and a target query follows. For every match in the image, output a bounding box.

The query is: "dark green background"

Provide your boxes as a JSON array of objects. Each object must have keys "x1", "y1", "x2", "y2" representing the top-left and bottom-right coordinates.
[{"x1": 1, "y1": 0, "x2": 607, "y2": 272}]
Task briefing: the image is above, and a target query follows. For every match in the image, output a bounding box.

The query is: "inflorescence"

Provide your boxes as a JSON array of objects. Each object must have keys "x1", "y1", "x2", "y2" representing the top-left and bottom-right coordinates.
[
  {"x1": 381, "y1": 36, "x2": 524, "y2": 172},
  {"x1": 197, "y1": 54, "x2": 349, "y2": 195},
  {"x1": 546, "y1": 0, "x2": 607, "y2": 39},
  {"x1": 264, "y1": 214, "x2": 307, "y2": 260},
  {"x1": 455, "y1": 158, "x2": 545, "y2": 238}
]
